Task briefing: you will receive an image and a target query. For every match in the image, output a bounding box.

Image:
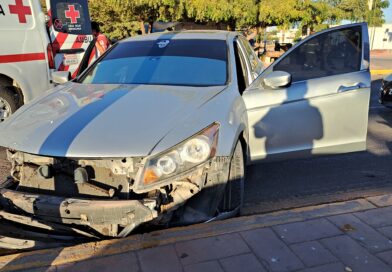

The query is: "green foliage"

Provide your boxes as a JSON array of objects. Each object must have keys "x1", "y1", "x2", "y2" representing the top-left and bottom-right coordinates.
[
  {"x1": 334, "y1": 0, "x2": 389, "y2": 26},
  {"x1": 39, "y1": 0, "x2": 390, "y2": 40},
  {"x1": 89, "y1": 0, "x2": 141, "y2": 40},
  {"x1": 258, "y1": 0, "x2": 303, "y2": 27},
  {"x1": 184, "y1": 0, "x2": 257, "y2": 28}
]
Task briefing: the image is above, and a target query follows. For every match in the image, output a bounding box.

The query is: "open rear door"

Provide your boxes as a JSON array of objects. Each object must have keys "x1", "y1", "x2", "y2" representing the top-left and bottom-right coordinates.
[{"x1": 46, "y1": 0, "x2": 93, "y2": 78}]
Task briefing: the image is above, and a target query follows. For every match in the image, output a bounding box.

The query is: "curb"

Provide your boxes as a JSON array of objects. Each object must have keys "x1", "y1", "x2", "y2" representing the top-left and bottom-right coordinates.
[
  {"x1": 2, "y1": 194, "x2": 390, "y2": 271},
  {"x1": 371, "y1": 69, "x2": 392, "y2": 75}
]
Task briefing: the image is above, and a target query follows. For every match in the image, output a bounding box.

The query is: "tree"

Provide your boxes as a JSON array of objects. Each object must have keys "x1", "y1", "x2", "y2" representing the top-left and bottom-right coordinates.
[
  {"x1": 336, "y1": 0, "x2": 389, "y2": 26},
  {"x1": 48, "y1": 0, "x2": 390, "y2": 40},
  {"x1": 183, "y1": 0, "x2": 258, "y2": 29},
  {"x1": 258, "y1": 0, "x2": 303, "y2": 28},
  {"x1": 367, "y1": 0, "x2": 390, "y2": 26},
  {"x1": 89, "y1": 0, "x2": 141, "y2": 39},
  {"x1": 107, "y1": 0, "x2": 184, "y2": 34}
]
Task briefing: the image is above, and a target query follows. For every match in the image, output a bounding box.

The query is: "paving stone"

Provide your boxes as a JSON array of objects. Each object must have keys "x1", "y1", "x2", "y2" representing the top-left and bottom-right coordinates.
[
  {"x1": 138, "y1": 245, "x2": 182, "y2": 272},
  {"x1": 220, "y1": 253, "x2": 267, "y2": 272},
  {"x1": 56, "y1": 252, "x2": 140, "y2": 272},
  {"x1": 175, "y1": 233, "x2": 250, "y2": 266},
  {"x1": 241, "y1": 228, "x2": 304, "y2": 272},
  {"x1": 321, "y1": 235, "x2": 391, "y2": 272},
  {"x1": 367, "y1": 195, "x2": 392, "y2": 207},
  {"x1": 355, "y1": 206, "x2": 392, "y2": 228},
  {"x1": 290, "y1": 241, "x2": 337, "y2": 267},
  {"x1": 377, "y1": 251, "x2": 392, "y2": 266},
  {"x1": 378, "y1": 226, "x2": 392, "y2": 240},
  {"x1": 273, "y1": 218, "x2": 342, "y2": 244},
  {"x1": 328, "y1": 214, "x2": 392, "y2": 253},
  {"x1": 298, "y1": 262, "x2": 346, "y2": 272},
  {"x1": 184, "y1": 261, "x2": 224, "y2": 272}
]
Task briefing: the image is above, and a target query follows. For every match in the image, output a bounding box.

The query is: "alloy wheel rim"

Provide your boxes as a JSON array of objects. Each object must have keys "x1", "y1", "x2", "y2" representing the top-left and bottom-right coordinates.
[{"x1": 0, "y1": 98, "x2": 12, "y2": 122}]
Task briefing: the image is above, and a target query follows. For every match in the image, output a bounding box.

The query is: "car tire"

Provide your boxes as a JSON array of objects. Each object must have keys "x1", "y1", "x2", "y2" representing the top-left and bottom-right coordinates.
[
  {"x1": 0, "y1": 87, "x2": 20, "y2": 122},
  {"x1": 217, "y1": 140, "x2": 245, "y2": 216},
  {"x1": 171, "y1": 140, "x2": 245, "y2": 225}
]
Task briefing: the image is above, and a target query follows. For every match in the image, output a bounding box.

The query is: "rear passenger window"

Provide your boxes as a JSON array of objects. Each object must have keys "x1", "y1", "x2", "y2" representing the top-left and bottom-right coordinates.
[
  {"x1": 274, "y1": 27, "x2": 362, "y2": 82},
  {"x1": 50, "y1": 0, "x2": 91, "y2": 35}
]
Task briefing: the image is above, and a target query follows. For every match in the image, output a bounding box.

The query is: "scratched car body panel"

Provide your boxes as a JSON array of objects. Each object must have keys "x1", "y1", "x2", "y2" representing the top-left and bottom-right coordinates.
[{"x1": 0, "y1": 25, "x2": 371, "y2": 245}]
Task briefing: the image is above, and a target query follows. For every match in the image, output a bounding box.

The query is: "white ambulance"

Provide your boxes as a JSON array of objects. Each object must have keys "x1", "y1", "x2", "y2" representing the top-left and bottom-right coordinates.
[{"x1": 0, "y1": 0, "x2": 94, "y2": 122}]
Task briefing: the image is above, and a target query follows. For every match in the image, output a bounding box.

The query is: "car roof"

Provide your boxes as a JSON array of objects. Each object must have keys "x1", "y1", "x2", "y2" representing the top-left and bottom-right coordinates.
[{"x1": 120, "y1": 30, "x2": 235, "y2": 43}]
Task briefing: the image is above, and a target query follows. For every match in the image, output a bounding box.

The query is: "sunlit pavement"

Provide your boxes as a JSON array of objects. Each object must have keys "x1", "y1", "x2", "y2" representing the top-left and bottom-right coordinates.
[{"x1": 2, "y1": 194, "x2": 392, "y2": 271}]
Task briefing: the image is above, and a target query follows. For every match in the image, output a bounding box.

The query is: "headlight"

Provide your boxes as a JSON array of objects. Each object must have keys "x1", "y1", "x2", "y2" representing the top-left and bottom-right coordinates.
[{"x1": 135, "y1": 123, "x2": 220, "y2": 192}]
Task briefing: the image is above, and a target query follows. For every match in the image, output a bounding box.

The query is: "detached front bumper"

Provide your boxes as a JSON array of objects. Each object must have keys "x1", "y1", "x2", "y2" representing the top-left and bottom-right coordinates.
[
  {"x1": 0, "y1": 188, "x2": 158, "y2": 238},
  {"x1": 0, "y1": 154, "x2": 231, "y2": 251}
]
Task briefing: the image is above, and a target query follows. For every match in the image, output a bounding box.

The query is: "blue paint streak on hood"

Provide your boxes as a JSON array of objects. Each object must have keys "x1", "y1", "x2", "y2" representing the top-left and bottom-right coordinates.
[
  {"x1": 0, "y1": 83, "x2": 226, "y2": 158},
  {"x1": 39, "y1": 90, "x2": 128, "y2": 157}
]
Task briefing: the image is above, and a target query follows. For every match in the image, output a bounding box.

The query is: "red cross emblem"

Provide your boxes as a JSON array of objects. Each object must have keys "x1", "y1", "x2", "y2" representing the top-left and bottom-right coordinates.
[
  {"x1": 65, "y1": 5, "x2": 80, "y2": 24},
  {"x1": 8, "y1": 0, "x2": 32, "y2": 24}
]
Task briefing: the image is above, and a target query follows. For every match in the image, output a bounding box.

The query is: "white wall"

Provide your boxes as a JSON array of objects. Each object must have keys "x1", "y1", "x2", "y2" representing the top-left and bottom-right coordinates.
[{"x1": 369, "y1": 24, "x2": 392, "y2": 50}]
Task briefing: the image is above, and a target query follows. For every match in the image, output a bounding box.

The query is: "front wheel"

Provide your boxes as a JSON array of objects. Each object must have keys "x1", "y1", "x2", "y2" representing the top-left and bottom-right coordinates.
[
  {"x1": 217, "y1": 140, "x2": 245, "y2": 216},
  {"x1": 170, "y1": 140, "x2": 245, "y2": 225}
]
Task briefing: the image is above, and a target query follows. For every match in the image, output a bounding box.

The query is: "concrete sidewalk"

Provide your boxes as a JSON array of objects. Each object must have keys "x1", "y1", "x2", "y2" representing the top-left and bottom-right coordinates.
[{"x1": 2, "y1": 195, "x2": 392, "y2": 272}]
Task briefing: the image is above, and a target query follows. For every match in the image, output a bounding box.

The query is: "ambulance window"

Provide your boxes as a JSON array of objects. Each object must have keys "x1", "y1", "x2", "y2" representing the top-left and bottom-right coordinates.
[{"x1": 50, "y1": 0, "x2": 91, "y2": 35}]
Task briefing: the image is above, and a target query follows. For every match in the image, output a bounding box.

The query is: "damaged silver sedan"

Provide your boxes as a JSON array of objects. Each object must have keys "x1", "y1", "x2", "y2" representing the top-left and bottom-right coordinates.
[{"x1": 0, "y1": 24, "x2": 371, "y2": 244}]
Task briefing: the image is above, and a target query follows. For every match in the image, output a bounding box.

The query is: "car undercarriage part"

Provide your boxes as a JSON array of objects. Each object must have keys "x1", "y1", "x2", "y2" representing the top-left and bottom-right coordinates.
[{"x1": 0, "y1": 150, "x2": 230, "y2": 242}]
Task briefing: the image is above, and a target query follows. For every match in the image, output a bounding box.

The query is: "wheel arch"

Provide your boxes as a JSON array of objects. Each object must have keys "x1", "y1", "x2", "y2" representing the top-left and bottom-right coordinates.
[
  {"x1": 232, "y1": 124, "x2": 250, "y2": 166},
  {"x1": 0, "y1": 73, "x2": 25, "y2": 105}
]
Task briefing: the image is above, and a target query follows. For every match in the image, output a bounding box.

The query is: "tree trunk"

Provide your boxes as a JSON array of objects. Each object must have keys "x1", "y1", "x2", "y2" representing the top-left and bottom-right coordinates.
[
  {"x1": 140, "y1": 20, "x2": 146, "y2": 35},
  {"x1": 148, "y1": 21, "x2": 154, "y2": 34}
]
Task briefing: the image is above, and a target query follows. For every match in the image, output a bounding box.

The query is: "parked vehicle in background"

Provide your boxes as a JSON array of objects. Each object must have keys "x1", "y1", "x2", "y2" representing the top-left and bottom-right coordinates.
[
  {"x1": 379, "y1": 74, "x2": 392, "y2": 107},
  {"x1": 0, "y1": 23, "x2": 371, "y2": 243},
  {"x1": 0, "y1": 0, "x2": 94, "y2": 122}
]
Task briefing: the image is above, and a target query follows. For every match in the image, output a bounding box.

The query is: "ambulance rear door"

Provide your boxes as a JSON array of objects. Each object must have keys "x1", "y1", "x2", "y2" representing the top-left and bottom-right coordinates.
[{"x1": 46, "y1": 0, "x2": 93, "y2": 78}]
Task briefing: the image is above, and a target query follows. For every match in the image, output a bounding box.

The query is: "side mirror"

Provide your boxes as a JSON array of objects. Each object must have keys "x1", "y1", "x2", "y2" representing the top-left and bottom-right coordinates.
[
  {"x1": 264, "y1": 71, "x2": 292, "y2": 89},
  {"x1": 52, "y1": 71, "x2": 71, "y2": 84}
]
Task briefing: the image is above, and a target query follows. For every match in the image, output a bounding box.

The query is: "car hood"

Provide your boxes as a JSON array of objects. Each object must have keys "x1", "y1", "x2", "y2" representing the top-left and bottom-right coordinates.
[{"x1": 0, "y1": 83, "x2": 226, "y2": 158}]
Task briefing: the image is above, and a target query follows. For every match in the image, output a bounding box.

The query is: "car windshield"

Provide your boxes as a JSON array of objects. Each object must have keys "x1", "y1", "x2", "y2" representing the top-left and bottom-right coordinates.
[{"x1": 80, "y1": 39, "x2": 228, "y2": 87}]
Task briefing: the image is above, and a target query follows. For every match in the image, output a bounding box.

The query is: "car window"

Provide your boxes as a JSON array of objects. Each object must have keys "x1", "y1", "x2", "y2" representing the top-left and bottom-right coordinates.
[
  {"x1": 273, "y1": 26, "x2": 362, "y2": 82},
  {"x1": 50, "y1": 0, "x2": 92, "y2": 35},
  {"x1": 239, "y1": 37, "x2": 259, "y2": 72},
  {"x1": 234, "y1": 40, "x2": 250, "y2": 93},
  {"x1": 80, "y1": 39, "x2": 228, "y2": 87}
]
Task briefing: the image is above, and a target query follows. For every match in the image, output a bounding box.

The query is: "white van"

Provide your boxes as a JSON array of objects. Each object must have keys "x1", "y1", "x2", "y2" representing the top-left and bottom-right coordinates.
[{"x1": 0, "y1": 0, "x2": 94, "y2": 122}]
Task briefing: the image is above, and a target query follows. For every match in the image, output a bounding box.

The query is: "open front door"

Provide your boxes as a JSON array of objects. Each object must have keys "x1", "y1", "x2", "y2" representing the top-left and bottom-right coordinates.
[
  {"x1": 46, "y1": 0, "x2": 93, "y2": 78},
  {"x1": 243, "y1": 23, "x2": 371, "y2": 162}
]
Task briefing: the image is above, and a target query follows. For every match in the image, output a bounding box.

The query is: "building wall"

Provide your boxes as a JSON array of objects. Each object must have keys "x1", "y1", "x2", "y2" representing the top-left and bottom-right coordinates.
[
  {"x1": 369, "y1": 24, "x2": 392, "y2": 50},
  {"x1": 275, "y1": 29, "x2": 298, "y2": 44}
]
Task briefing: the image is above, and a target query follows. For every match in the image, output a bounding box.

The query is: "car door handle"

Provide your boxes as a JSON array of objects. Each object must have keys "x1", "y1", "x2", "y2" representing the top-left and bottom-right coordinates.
[{"x1": 337, "y1": 83, "x2": 367, "y2": 93}]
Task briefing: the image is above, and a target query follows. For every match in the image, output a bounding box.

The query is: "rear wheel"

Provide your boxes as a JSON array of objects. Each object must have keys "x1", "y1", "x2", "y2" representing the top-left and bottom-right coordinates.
[
  {"x1": 218, "y1": 140, "x2": 245, "y2": 216},
  {"x1": 0, "y1": 87, "x2": 20, "y2": 122}
]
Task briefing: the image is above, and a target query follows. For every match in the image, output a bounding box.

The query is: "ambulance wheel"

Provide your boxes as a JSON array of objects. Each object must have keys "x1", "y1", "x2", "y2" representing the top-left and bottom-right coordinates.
[{"x1": 0, "y1": 87, "x2": 20, "y2": 122}]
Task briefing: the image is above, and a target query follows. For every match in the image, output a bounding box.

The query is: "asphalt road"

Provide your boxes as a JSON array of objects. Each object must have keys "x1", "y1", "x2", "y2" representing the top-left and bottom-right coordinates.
[
  {"x1": 371, "y1": 55, "x2": 392, "y2": 70},
  {"x1": 0, "y1": 75, "x2": 391, "y2": 217},
  {"x1": 243, "y1": 75, "x2": 392, "y2": 215}
]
